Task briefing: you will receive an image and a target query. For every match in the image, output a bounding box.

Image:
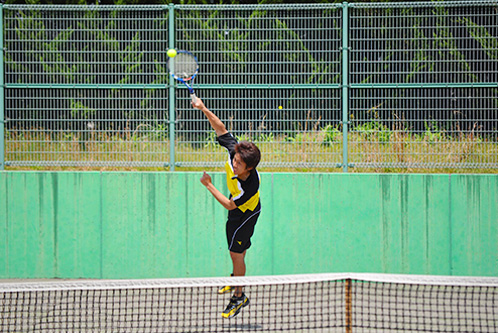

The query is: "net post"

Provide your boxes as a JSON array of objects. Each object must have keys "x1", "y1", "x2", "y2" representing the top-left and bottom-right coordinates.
[
  {"x1": 168, "y1": 3, "x2": 176, "y2": 171},
  {"x1": 345, "y1": 278, "x2": 353, "y2": 333}
]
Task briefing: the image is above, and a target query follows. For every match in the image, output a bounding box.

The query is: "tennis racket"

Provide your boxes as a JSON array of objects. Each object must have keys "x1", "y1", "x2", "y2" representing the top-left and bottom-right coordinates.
[{"x1": 167, "y1": 50, "x2": 199, "y2": 103}]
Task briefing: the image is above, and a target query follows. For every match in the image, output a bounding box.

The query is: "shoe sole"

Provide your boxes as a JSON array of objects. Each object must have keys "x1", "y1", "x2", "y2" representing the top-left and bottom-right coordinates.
[{"x1": 222, "y1": 297, "x2": 250, "y2": 319}]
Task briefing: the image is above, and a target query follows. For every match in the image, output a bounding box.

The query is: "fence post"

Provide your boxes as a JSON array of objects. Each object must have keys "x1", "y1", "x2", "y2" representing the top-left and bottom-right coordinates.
[
  {"x1": 168, "y1": 4, "x2": 176, "y2": 171},
  {"x1": 0, "y1": 5, "x2": 4, "y2": 171},
  {"x1": 341, "y1": 2, "x2": 349, "y2": 173}
]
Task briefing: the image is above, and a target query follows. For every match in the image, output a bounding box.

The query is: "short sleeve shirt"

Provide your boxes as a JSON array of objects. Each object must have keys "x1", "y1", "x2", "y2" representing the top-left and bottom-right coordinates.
[{"x1": 217, "y1": 133, "x2": 260, "y2": 213}]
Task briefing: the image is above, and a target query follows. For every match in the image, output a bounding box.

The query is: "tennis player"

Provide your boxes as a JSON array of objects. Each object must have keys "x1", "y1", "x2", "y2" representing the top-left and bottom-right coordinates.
[{"x1": 193, "y1": 98, "x2": 261, "y2": 319}]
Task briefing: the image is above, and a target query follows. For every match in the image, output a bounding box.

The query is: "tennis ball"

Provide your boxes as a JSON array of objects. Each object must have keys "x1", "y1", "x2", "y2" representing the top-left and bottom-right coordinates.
[
  {"x1": 278, "y1": 105, "x2": 283, "y2": 109},
  {"x1": 167, "y1": 49, "x2": 177, "y2": 58}
]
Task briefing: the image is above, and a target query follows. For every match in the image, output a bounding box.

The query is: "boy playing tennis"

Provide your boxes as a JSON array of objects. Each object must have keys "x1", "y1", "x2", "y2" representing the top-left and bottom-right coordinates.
[{"x1": 193, "y1": 98, "x2": 261, "y2": 319}]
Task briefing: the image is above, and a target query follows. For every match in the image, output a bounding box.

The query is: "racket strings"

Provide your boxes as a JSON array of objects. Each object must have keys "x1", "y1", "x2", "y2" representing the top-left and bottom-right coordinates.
[{"x1": 171, "y1": 53, "x2": 198, "y2": 80}]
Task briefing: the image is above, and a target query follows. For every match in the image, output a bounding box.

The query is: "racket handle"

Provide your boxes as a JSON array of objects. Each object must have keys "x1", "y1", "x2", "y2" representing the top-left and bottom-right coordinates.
[{"x1": 191, "y1": 93, "x2": 197, "y2": 104}]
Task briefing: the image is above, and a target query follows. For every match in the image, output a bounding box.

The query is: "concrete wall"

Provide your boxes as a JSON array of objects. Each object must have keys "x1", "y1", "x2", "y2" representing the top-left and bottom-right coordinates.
[{"x1": 1, "y1": 172, "x2": 496, "y2": 279}]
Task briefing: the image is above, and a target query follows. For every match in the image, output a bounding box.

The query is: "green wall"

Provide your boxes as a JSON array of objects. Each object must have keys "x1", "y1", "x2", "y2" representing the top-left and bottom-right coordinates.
[{"x1": 1, "y1": 172, "x2": 497, "y2": 279}]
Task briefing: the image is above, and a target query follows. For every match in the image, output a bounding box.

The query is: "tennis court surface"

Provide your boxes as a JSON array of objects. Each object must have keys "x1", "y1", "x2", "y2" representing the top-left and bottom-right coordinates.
[{"x1": 1, "y1": 273, "x2": 497, "y2": 332}]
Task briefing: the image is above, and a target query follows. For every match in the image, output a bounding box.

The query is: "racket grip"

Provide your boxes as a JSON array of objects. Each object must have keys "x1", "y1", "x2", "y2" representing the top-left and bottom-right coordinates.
[{"x1": 191, "y1": 93, "x2": 197, "y2": 104}]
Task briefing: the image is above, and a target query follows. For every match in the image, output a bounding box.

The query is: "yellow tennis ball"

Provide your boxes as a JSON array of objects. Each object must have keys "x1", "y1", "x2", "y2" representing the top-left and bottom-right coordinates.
[
  {"x1": 278, "y1": 105, "x2": 283, "y2": 109},
  {"x1": 167, "y1": 49, "x2": 177, "y2": 58}
]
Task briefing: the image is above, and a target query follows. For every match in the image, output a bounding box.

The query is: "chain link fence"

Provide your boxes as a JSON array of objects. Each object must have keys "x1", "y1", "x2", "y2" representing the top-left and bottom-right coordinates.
[{"x1": 1, "y1": 2, "x2": 497, "y2": 171}]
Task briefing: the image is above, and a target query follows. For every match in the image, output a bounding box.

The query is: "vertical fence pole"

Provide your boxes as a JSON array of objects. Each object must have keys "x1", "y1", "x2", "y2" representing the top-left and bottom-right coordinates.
[
  {"x1": 168, "y1": 4, "x2": 176, "y2": 171},
  {"x1": 0, "y1": 5, "x2": 5, "y2": 171},
  {"x1": 341, "y1": 2, "x2": 349, "y2": 173}
]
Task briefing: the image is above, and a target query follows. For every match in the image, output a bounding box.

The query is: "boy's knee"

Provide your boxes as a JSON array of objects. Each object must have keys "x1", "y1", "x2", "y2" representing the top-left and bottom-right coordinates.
[{"x1": 230, "y1": 251, "x2": 245, "y2": 261}]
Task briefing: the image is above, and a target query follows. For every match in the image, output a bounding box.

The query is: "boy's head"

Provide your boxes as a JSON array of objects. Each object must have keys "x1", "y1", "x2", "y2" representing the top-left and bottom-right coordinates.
[{"x1": 234, "y1": 141, "x2": 261, "y2": 171}]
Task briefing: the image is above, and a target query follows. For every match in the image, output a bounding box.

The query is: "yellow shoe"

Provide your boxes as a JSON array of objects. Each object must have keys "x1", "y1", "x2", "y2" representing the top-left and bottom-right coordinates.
[
  {"x1": 218, "y1": 273, "x2": 234, "y2": 294},
  {"x1": 218, "y1": 285, "x2": 234, "y2": 294},
  {"x1": 221, "y1": 293, "x2": 249, "y2": 319}
]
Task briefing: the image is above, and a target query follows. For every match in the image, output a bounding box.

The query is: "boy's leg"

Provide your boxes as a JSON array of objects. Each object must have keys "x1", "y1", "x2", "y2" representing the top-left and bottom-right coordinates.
[
  {"x1": 222, "y1": 250, "x2": 250, "y2": 319},
  {"x1": 230, "y1": 250, "x2": 246, "y2": 297}
]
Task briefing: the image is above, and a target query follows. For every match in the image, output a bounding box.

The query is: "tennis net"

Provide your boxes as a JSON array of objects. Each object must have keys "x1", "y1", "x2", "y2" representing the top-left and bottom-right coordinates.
[{"x1": 1, "y1": 273, "x2": 497, "y2": 332}]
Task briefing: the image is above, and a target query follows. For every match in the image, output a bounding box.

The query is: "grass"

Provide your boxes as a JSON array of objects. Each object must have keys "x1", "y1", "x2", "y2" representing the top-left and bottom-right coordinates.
[{"x1": 4, "y1": 126, "x2": 498, "y2": 173}]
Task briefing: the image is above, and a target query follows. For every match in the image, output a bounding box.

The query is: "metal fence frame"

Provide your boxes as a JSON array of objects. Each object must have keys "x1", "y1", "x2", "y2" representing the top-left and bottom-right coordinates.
[{"x1": 0, "y1": 1, "x2": 497, "y2": 171}]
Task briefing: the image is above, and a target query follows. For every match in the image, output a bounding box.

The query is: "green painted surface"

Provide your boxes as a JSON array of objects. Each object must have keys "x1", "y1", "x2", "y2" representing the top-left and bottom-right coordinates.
[
  {"x1": 52, "y1": 172, "x2": 102, "y2": 278},
  {"x1": 450, "y1": 175, "x2": 498, "y2": 276},
  {"x1": 0, "y1": 173, "x2": 6, "y2": 276},
  {"x1": 1, "y1": 172, "x2": 497, "y2": 279}
]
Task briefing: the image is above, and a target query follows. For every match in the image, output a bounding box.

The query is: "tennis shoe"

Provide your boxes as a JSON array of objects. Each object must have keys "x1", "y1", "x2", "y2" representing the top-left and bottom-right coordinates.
[
  {"x1": 221, "y1": 293, "x2": 249, "y2": 319},
  {"x1": 218, "y1": 273, "x2": 234, "y2": 294},
  {"x1": 218, "y1": 285, "x2": 234, "y2": 294}
]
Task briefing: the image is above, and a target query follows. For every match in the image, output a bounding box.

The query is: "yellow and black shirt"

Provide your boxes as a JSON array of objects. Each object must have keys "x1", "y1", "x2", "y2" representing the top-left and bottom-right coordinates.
[{"x1": 217, "y1": 133, "x2": 260, "y2": 215}]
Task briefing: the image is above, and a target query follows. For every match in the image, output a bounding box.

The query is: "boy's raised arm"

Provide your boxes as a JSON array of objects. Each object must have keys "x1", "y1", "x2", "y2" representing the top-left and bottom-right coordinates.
[{"x1": 192, "y1": 98, "x2": 228, "y2": 137}]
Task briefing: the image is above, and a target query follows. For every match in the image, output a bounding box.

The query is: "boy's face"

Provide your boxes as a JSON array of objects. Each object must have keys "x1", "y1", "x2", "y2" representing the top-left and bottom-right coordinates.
[{"x1": 233, "y1": 153, "x2": 252, "y2": 176}]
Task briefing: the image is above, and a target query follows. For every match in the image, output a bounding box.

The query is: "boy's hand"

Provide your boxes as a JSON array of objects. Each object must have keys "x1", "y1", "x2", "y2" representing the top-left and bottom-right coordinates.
[
  {"x1": 200, "y1": 171, "x2": 212, "y2": 186},
  {"x1": 192, "y1": 97, "x2": 206, "y2": 110}
]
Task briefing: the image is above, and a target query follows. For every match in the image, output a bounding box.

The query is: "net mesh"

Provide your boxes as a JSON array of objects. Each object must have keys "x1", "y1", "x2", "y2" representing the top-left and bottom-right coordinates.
[
  {"x1": 1, "y1": 273, "x2": 497, "y2": 332},
  {"x1": 169, "y1": 53, "x2": 198, "y2": 80}
]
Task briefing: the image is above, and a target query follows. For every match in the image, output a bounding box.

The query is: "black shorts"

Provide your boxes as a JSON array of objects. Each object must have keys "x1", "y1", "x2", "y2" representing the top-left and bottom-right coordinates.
[{"x1": 226, "y1": 203, "x2": 261, "y2": 253}]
